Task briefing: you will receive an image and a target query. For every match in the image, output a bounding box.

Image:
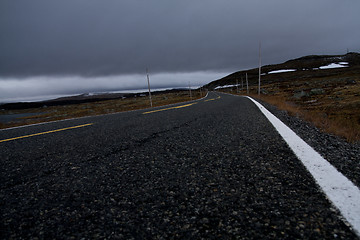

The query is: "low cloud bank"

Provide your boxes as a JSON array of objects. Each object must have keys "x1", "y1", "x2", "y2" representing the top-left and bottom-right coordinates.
[{"x1": 0, "y1": 71, "x2": 226, "y2": 103}]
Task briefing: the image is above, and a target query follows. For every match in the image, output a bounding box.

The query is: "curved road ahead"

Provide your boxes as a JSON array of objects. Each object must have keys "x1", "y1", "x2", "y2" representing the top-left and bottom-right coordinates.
[{"x1": 0, "y1": 92, "x2": 358, "y2": 239}]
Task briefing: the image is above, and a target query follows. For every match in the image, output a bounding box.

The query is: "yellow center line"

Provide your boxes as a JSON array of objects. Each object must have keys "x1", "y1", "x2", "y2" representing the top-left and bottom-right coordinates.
[
  {"x1": 204, "y1": 94, "x2": 221, "y2": 102},
  {"x1": 0, "y1": 123, "x2": 94, "y2": 143},
  {"x1": 142, "y1": 103, "x2": 197, "y2": 115}
]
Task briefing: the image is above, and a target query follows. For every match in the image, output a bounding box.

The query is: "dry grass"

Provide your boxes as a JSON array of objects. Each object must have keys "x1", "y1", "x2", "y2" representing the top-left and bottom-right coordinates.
[
  {"x1": 247, "y1": 93, "x2": 302, "y2": 117},
  {"x1": 303, "y1": 110, "x2": 360, "y2": 143},
  {"x1": 0, "y1": 90, "x2": 203, "y2": 129}
]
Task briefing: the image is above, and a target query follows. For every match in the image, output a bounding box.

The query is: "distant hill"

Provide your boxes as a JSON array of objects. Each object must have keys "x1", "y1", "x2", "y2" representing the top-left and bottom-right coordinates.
[
  {"x1": 204, "y1": 52, "x2": 360, "y2": 90},
  {"x1": 0, "y1": 88, "x2": 189, "y2": 110}
]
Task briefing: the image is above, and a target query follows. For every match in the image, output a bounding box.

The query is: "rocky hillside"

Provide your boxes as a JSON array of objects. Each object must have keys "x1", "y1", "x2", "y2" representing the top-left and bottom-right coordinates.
[
  {"x1": 204, "y1": 52, "x2": 360, "y2": 90},
  {"x1": 205, "y1": 52, "x2": 360, "y2": 143}
]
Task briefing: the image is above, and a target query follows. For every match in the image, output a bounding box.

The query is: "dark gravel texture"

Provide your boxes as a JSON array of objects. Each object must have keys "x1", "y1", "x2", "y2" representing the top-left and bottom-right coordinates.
[
  {"x1": 0, "y1": 92, "x2": 358, "y2": 239},
  {"x1": 252, "y1": 96, "x2": 360, "y2": 189}
]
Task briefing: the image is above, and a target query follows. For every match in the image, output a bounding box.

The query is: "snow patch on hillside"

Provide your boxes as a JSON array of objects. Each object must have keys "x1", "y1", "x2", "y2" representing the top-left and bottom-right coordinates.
[
  {"x1": 215, "y1": 84, "x2": 237, "y2": 90},
  {"x1": 318, "y1": 62, "x2": 348, "y2": 69},
  {"x1": 267, "y1": 69, "x2": 296, "y2": 74}
]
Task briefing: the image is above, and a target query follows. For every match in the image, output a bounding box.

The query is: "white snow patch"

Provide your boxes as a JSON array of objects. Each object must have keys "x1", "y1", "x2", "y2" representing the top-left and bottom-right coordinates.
[
  {"x1": 215, "y1": 84, "x2": 237, "y2": 90},
  {"x1": 319, "y1": 62, "x2": 348, "y2": 69},
  {"x1": 246, "y1": 96, "x2": 360, "y2": 237},
  {"x1": 267, "y1": 69, "x2": 296, "y2": 74}
]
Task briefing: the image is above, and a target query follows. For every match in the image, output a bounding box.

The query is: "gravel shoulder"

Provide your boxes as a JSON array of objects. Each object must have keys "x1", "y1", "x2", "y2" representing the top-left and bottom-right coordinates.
[{"x1": 252, "y1": 95, "x2": 360, "y2": 189}]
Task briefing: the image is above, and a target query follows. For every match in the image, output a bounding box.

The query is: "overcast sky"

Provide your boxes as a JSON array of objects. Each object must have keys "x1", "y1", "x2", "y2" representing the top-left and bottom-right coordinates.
[{"x1": 1, "y1": 0, "x2": 360, "y2": 102}]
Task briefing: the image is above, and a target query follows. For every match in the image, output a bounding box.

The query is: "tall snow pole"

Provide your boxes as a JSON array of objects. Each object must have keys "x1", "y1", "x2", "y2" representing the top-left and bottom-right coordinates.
[
  {"x1": 189, "y1": 81, "x2": 192, "y2": 100},
  {"x1": 146, "y1": 68, "x2": 153, "y2": 107},
  {"x1": 241, "y1": 77, "x2": 244, "y2": 92},
  {"x1": 236, "y1": 79, "x2": 239, "y2": 93},
  {"x1": 246, "y1": 72, "x2": 249, "y2": 95},
  {"x1": 258, "y1": 41, "x2": 261, "y2": 95}
]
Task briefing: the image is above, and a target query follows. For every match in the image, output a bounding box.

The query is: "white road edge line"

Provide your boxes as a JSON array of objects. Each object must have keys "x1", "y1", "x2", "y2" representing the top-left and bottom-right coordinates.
[{"x1": 246, "y1": 96, "x2": 360, "y2": 237}]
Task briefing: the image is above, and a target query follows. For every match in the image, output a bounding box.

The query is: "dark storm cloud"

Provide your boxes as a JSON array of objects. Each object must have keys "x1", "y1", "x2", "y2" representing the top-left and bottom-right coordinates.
[{"x1": 1, "y1": 0, "x2": 359, "y2": 78}]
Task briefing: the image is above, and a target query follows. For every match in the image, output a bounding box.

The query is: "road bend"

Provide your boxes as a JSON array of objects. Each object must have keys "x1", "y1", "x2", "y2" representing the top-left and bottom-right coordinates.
[{"x1": 0, "y1": 92, "x2": 358, "y2": 239}]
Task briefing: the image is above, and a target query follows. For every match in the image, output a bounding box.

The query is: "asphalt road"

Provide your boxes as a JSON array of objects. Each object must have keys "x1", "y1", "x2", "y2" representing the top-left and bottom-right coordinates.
[{"x1": 0, "y1": 92, "x2": 358, "y2": 239}]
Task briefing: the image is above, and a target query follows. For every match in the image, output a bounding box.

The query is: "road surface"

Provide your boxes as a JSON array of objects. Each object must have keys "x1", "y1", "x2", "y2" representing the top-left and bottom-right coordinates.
[{"x1": 0, "y1": 92, "x2": 358, "y2": 239}]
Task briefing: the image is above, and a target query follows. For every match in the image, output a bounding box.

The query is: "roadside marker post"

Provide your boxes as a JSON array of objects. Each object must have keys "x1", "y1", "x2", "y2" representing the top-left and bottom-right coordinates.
[
  {"x1": 146, "y1": 68, "x2": 153, "y2": 107},
  {"x1": 246, "y1": 73, "x2": 249, "y2": 95},
  {"x1": 258, "y1": 41, "x2": 261, "y2": 95},
  {"x1": 189, "y1": 82, "x2": 192, "y2": 100},
  {"x1": 241, "y1": 77, "x2": 244, "y2": 92},
  {"x1": 236, "y1": 79, "x2": 239, "y2": 93}
]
